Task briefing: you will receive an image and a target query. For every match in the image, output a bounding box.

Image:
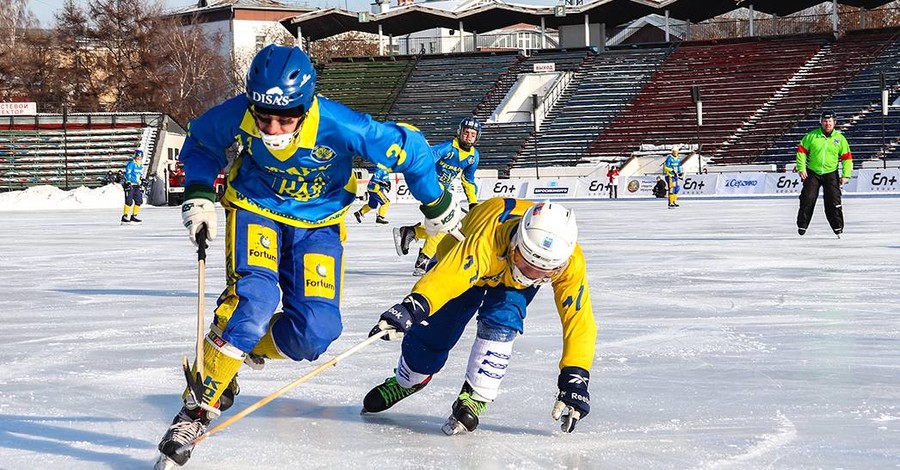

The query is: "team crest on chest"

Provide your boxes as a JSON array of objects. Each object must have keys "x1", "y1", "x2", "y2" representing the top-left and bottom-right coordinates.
[{"x1": 311, "y1": 145, "x2": 336, "y2": 163}]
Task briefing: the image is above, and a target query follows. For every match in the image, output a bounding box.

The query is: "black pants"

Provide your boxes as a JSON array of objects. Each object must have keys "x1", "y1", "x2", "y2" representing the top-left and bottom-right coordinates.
[
  {"x1": 797, "y1": 171, "x2": 843, "y2": 234},
  {"x1": 608, "y1": 185, "x2": 617, "y2": 199}
]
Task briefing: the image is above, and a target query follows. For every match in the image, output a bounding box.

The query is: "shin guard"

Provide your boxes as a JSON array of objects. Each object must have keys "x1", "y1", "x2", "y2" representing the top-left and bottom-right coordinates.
[{"x1": 463, "y1": 335, "x2": 515, "y2": 402}]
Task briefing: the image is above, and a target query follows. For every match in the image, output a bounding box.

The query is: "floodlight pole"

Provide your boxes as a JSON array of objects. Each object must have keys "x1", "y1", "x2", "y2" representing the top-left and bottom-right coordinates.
[{"x1": 532, "y1": 93, "x2": 541, "y2": 179}]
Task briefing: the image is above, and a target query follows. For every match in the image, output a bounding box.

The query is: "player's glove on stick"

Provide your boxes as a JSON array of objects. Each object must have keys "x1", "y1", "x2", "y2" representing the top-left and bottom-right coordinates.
[
  {"x1": 369, "y1": 293, "x2": 430, "y2": 341},
  {"x1": 181, "y1": 185, "x2": 218, "y2": 247},
  {"x1": 420, "y1": 190, "x2": 464, "y2": 241},
  {"x1": 551, "y1": 366, "x2": 590, "y2": 433}
]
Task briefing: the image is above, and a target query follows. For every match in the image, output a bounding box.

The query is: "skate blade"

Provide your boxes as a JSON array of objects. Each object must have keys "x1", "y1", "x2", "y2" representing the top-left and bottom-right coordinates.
[
  {"x1": 153, "y1": 453, "x2": 178, "y2": 470},
  {"x1": 441, "y1": 416, "x2": 468, "y2": 436}
]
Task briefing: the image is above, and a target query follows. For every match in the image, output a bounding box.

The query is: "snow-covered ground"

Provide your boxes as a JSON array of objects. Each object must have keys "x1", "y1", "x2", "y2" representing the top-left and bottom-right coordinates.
[{"x1": 0, "y1": 186, "x2": 898, "y2": 469}]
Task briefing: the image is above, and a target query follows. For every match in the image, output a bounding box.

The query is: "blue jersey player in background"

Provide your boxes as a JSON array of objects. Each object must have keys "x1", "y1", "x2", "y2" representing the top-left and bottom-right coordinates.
[
  {"x1": 352, "y1": 167, "x2": 392, "y2": 224},
  {"x1": 156, "y1": 44, "x2": 465, "y2": 469},
  {"x1": 121, "y1": 149, "x2": 144, "y2": 224},
  {"x1": 394, "y1": 116, "x2": 482, "y2": 275}
]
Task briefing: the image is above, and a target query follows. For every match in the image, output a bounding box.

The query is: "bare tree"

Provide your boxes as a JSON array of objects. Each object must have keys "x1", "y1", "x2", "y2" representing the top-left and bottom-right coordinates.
[
  {"x1": 311, "y1": 31, "x2": 380, "y2": 62},
  {"x1": 148, "y1": 15, "x2": 233, "y2": 125}
]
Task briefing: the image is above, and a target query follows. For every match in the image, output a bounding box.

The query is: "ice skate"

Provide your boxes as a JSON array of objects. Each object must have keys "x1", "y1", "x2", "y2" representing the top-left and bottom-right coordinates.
[
  {"x1": 129, "y1": 215, "x2": 142, "y2": 224},
  {"x1": 353, "y1": 210, "x2": 363, "y2": 223},
  {"x1": 393, "y1": 225, "x2": 415, "y2": 256},
  {"x1": 798, "y1": 227, "x2": 807, "y2": 236},
  {"x1": 376, "y1": 215, "x2": 389, "y2": 225},
  {"x1": 120, "y1": 214, "x2": 130, "y2": 225},
  {"x1": 155, "y1": 406, "x2": 209, "y2": 468},
  {"x1": 441, "y1": 382, "x2": 487, "y2": 435},
  {"x1": 362, "y1": 375, "x2": 431, "y2": 413},
  {"x1": 412, "y1": 250, "x2": 429, "y2": 276}
]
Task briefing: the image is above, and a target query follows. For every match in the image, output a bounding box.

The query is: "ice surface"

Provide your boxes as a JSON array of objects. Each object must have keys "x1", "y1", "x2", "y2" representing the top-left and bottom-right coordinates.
[{"x1": 0, "y1": 188, "x2": 897, "y2": 469}]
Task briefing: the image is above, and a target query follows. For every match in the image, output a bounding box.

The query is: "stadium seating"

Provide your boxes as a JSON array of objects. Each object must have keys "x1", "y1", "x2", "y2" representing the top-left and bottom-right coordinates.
[
  {"x1": 477, "y1": 48, "x2": 597, "y2": 170},
  {"x1": 754, "y1": 29, "x2": 900, "y2": 167},
  {"x1": 713, "y1": 29, "x2": 900, "y2": 166},
  {"x1": 582, "y1": 34, "x2": 831, "y2": 164},
  {"x1": 514, "y1": 45, "x2": 672, "y2": 169},
  {"x1": 0, "y1": 114, "x2": 158, "y2": 191},
  {"x1": 316, "y1": 56, "x2": 414, "y2": 121},
  {"x1": 387, "y1": 51, "x2": 521, "y2": 147}
]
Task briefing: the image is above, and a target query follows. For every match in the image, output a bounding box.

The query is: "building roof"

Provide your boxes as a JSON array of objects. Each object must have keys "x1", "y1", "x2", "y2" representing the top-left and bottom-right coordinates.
[
  {"x1": 282, "y1": 0, "x2": 897, "y2": 41},
  {"x1": 170, "y1": 0, "x2": 315, "y2": 17}
]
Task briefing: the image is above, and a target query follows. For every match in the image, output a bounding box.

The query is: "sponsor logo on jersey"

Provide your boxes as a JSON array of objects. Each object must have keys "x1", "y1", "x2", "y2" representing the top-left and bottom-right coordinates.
[
  {"x1": 311, "y1": 145, "x2": 336, "y2": 163},
  {"x1": 247, "y1": 224, "x2": 278, "y2": 271},
  {"x1": 833, "y1": 138, "x2": 841, "y2": 145},
  {"x1": 304, "y1": 253, "x2": 336, "y2": 299}
]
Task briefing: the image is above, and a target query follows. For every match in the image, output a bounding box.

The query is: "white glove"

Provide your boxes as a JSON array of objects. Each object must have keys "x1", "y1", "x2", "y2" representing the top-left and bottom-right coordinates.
[
  {"x1": 420, "y1": 190, "x2": 464, "y2": 242},
  {"x1": 181, "y1": 198, "x2": 217, "y2": 246}
]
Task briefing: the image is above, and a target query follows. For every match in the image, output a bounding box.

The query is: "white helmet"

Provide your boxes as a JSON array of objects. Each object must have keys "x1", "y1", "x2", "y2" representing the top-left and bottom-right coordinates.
[{"x1": 509, "y1": 201, "x2": 578, "y2": 286}]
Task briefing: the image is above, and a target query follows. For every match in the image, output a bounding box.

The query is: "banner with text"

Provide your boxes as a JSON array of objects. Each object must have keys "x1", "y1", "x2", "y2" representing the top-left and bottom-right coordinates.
[
  {"x1": 715, "y1": 173, "x2": 768, "y2": 195},
  {"x1": 524, "y1": 178, "x2": 580, "y2": 199}
]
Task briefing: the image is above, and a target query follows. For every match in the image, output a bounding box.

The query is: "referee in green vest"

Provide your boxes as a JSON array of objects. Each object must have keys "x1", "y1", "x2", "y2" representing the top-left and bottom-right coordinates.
[{"x1": 795, "y1": 110, "x2": 853, "y2": 238}]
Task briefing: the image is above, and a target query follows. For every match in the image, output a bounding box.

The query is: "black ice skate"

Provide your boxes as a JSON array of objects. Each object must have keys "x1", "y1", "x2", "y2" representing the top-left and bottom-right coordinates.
[
  {"x1": 362, "y1": 375, "x2": 432, "y2": 413},
  {"x1": 120, "y1": 214, "x2": 130, "y2": 225},
  {"x1": 376, "y1": 215, "x2": 389, "y2": 224},
  {"x1": 412, "y1": 250, "x2": 430, "y2": 276},
  {"x1": 353, "y1": 210, "x2": 363, "y2": 223},
  {"x1": 392, "y1": 225, "x2": 416, "y2": 256},
  {"x1": 129, "y1": 215, "x2": 142, "y2": 224},
  {"x1": 441, "y1": 382, "x2": 488, "y2": 435},
  {"x1": 154, "y1": 406, "x2": 209, "y2": 469}
]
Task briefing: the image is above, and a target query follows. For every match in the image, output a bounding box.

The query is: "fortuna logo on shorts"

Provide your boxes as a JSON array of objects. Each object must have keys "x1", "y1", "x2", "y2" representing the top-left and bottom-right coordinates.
[
  {"x1": 304, "y1": 254, "x2": 336, "y2": 299},
  {"x1": 247, "y1": 224, "x2": 278, "y2": 271}
]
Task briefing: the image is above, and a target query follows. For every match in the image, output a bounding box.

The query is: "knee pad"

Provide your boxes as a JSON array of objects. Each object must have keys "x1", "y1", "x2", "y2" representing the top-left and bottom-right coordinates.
[
  {"x1": 271, "y1": 305, "x2": 342, "y2": 361},
  {"x1": 464, "y1": 333, "x2": 516, "y2": 402},
  {"x1": 395, "y1": 355, "x2": 433, "y2": 389}
]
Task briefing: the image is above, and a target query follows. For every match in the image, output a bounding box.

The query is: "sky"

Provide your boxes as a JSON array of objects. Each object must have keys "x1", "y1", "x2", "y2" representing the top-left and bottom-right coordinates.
[
  {"x1": 27, "y1": 0, "x2": 560, "y2": 27},
  {"x1": 0, "y1": 185, "x2": 898, "y2": 469}
]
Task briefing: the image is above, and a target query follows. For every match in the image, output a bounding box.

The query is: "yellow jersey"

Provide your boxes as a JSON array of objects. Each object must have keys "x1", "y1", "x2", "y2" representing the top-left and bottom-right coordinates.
[{"x1": 412, "y1": 197, "x2": 597, "y2": 371}]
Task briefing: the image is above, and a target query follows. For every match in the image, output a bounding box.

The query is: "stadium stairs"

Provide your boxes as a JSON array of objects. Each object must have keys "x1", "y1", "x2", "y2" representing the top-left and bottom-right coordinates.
[{"x1": 514, "y1": 44, "x2": 672, "y2": 170}]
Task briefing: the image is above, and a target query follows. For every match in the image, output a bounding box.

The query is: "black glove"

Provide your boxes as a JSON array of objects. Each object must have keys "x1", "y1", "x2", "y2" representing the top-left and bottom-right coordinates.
[
  {"x1": 551, "y1": 367, "x2": 590, "y2": 433},
  {"x1": 122, "y1": 181, "x2": 132, "y2": 191},
  {"x1": 369, "y1": 293, "x2": 429, "y2": 341}
]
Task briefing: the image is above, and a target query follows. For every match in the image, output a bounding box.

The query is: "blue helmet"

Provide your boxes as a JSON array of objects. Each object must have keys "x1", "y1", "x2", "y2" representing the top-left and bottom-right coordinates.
[
  {"x1": 458, "y1": 117, "x2": 482, "y2": 137},
  {"x1": 246, "y1": 44, "x2": 316, "y2": 116},
  {"x1": 134, "y1": 149, "x2": 143, "y2": 158}
]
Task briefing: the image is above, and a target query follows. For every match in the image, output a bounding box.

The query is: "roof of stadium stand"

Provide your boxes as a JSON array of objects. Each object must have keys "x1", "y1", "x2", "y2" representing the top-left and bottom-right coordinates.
[{"x1": 281, "y1": 0, "x2": 896, "y2": 40}]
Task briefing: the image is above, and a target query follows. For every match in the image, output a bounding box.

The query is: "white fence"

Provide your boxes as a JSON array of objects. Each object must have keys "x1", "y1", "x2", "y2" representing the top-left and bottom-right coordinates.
[{"x1": 357, "y1": 169, "x2": 900, "y2": 202}]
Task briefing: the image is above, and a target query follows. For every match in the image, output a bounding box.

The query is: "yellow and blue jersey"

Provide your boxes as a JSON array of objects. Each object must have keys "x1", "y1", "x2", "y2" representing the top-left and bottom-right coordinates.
[
  {"x1": 411, "y1": 197, "x2": 596, "y2": 371},
  {"x1": 124, "y1": 159, "x2": 143, "y2": 185},
  {"x1": 431, "y1": 138, "x2": 479, "y2": 205},
  {"x1": 180, "y1": 94, "x2": 442, "y2": 228},
  {"x1": 367, "y1": 168, "x2": 390, "y2": 194},
  {"x1": 664, "y1": 154, "x2": 682, "y2": 177}
]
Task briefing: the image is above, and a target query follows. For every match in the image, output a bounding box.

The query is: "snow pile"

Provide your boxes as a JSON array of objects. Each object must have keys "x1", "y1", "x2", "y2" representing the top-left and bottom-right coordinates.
[{"x1": 0, "y1": 184, "x2": 123, "y2": 211}]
